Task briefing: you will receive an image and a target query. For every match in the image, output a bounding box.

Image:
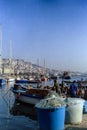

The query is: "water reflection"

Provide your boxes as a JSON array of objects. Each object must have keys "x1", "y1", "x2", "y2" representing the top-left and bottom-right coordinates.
[
  {"x1": 0, "y1": 84, "x2": 6, "y2": 90},
  {"x1": 0, "y1": 83, "x2": 38, "y2": 130},
  {"x1": 10, "y1": 100, "x2": 37, "y2": 120}
]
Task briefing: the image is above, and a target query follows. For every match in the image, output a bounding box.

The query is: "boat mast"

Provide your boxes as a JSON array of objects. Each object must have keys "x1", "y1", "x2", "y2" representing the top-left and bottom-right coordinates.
[
  {"x1": 0, "y1": 25, "x2": 2, "y2": 75},
  {"x1": 37, "y1": 58, "x2": 39, "y2": 79},
  {"x1": 44, "y1": 58, "x2": 46, "y2": 76},
  {"x1": 37, "y1": 58, "x2": 39, "y2": 67},
  {"x1": 9, "y1": 40, "x2": 12, "y2": 66},
  {"x1": 9, "y1": 40, "x2": 12, "y2": 75}
]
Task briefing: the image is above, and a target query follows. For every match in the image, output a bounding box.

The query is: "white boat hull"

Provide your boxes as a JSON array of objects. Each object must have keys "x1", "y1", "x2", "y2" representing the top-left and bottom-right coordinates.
[
  {"x1": 7, "y1": 78, "x2": 15, "y2": 82},
  {"x1": 14, "y1": 93, "x2": 41, "y2": 105},
  {"x1": 11, "y1": 87, "x2": 50, "y2": 105}
]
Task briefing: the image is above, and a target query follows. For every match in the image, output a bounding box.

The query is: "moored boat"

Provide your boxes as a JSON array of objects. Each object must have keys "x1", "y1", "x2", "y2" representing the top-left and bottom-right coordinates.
[
  {"x1": 15, "y1": 79, "x2": 41, "y2": 84},
  {"x1": 13, "y1": 83, "x2": 29, "y2": 90},
  {"x1": 10, "y1": 86, "x2": 51, "y2": 105},
  {"x1": 6, "y1": 77, "x2": 15, "y2": 82},
  {"x1": 15, "y1": 79, "x2": 29, "y2": 84}
]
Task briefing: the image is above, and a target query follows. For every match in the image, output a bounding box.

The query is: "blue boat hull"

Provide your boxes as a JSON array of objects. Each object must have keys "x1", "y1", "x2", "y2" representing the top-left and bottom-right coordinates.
[{"x1": 15, "y1": 79, "x2": 40, "y2": 84}]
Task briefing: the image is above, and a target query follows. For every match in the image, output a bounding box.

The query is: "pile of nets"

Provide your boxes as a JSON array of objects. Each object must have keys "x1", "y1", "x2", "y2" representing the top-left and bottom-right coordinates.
[{"x1": 35, "y1": 95, "x2": 66, "y2": 108}]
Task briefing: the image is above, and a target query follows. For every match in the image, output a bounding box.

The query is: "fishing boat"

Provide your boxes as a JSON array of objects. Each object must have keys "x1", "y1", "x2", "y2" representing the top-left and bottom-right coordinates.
[
  {"x1": 13, "y1": 83, "x2": 29, "y2": 90},
  {"x1": 15, "y1": 79, "x2": 41, "y2": 84},
  {"x1": 15, "y1": 79, "x2": 29, "y2": 84},
  {"x1": 10, "y1": 86, "x2": 50, "y2": 105},
  {"x1": 63, "y1": 79, "x2": 87, "y2": 87},
  {"x1": 7, "y1": 77, "x2": 15, "y2": 82}
]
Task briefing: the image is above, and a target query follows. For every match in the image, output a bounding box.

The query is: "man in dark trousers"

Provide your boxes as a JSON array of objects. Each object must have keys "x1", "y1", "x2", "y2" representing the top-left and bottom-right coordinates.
[
  {"x1": 54, "y1": 79, "x2": 61, "y2": 95},
  {"x1": 70, "y1": 80, "x2": 78, "y2": 97}
]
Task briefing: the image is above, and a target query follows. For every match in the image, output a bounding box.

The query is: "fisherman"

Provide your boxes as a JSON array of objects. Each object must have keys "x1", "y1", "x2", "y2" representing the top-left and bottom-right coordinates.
[
  {"x1": 37, "y1": 80, "x2": 41, "y2": 88},
  {"x1": 53, "y1": 79, "x2": 61, "y2": 95},
  {"x1": 70, "y1": 80, "x2": 78, "y2": 97}
]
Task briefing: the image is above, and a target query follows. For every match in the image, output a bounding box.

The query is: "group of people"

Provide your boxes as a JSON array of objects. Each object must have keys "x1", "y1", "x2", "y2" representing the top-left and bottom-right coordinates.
[
  {"x1": 36, "y1": 78, "x2": 85, "y2": 98},
  {"x1": 53, "y1": 79, "x2": 83, "y2": 98}
]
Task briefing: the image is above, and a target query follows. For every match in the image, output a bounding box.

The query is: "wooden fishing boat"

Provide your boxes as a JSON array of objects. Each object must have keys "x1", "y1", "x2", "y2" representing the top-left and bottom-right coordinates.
[
  {"x1": 10, "y1": 86, "x2": 50, "y2": 105},
  {"x1": 13, "y1": 83, "x2": 29, "y2": 90}
]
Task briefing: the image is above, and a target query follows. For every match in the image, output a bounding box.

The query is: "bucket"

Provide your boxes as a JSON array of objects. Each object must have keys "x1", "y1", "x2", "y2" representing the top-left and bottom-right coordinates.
[
  {"x1": 36, "y1": 106, "x2": 66, "y2": 130},
  {"x1": 83, "y1": 101, "x2": 87, "y2": 113},
  {"x1": 65, "y1": 98, "x2": 84, "y2": 124}
]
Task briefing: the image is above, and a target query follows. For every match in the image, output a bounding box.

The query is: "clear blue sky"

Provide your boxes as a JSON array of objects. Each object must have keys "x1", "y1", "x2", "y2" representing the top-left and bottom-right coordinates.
[{"x1": 0, "y1": 0, "x2": 87, "y2": 72}]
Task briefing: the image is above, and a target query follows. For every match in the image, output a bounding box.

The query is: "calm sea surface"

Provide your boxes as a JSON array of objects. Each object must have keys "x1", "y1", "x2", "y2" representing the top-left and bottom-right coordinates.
[
  {"x1": 0, "y1": 75, "x2": 87, "y2": 130},
  {"x1": 0, "y1": 82, "x2": 38, "y2": 130}
]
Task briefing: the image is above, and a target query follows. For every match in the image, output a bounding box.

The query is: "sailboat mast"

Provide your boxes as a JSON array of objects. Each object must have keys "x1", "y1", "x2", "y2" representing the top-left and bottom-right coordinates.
[
  {"x1": 0, "y1": 25, "x2": 2, "y2": 75},
  {"x1": 37, "y1": 58, "x2": 39, "y2": 78},
  {"x1": 37, "y1": 58, "x2": 39, "y2": 66},
  {"x1": 9, "y1": 40, "x2": 13, "y2": 75},
  {"x1": 44, "y1": 58, "x2": 46, "y2": 76},
  {"x1": 9, "y1": 40, "x2": 12, "y2": 65}
]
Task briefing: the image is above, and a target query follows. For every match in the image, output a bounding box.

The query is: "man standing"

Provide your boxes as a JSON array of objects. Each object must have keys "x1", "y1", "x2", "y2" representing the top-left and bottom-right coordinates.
[
  {"x1": 54, "y1": 79, "x2": 61, "y2": 95},
  {"x1": 70, "y1": 80, "x2": 78, "y2": 97}
]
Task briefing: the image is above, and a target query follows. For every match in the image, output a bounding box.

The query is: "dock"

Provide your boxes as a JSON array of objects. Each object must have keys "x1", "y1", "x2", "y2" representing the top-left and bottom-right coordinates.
[{"x1": 65, "y1": 114, "x2": 87, "y2": 130}]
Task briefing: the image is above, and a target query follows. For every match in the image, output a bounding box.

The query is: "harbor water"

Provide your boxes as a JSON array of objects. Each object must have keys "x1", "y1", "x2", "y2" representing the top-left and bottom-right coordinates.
[
  {"x1": 0, "y1": 82, "x2": 38, "y2": 130},
  {"x1": 0, "y1": 75, "x2": 87, "y2": 130}
]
